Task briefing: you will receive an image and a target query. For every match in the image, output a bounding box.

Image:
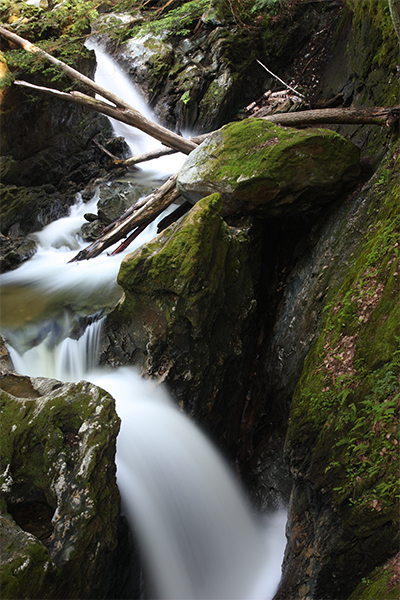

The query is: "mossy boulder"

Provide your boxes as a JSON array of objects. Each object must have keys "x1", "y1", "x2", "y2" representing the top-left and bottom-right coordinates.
[
  {"x1": 0, "y1": 364, "x2": 121, "y2": 599},
  {"x1": 177, "y1": 119, "x2": 360, "y2": 216},
  {"x1": 275, "y1": 148, "x2": 400, "y2": 599},
  {"x1": 100, "y1": 193, "x2": 259, "y2": 454}
]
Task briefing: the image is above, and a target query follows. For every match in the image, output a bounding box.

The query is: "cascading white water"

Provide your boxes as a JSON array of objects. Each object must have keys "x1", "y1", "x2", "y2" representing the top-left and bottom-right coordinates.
[{"x1": 0, "y1": 44, "x2": 287, "y2": 599}]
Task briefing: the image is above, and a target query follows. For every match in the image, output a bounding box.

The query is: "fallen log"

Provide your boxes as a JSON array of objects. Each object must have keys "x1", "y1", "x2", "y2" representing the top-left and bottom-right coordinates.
[
  {"x1": 3, "y1": 25, "x2": 399, "y2": 261},
  {"x1": 0, "y1": 26, "x2": 197, "y2": 155},
  {"x1": 115, "y1": 146, "x2": 177, "y2": 169},
  {"x1": 69, "y1": 173, "x2": 181, "y2": 261},
  {"x1": 262, "y1": 106, "x2": 400, "y2": 127}
]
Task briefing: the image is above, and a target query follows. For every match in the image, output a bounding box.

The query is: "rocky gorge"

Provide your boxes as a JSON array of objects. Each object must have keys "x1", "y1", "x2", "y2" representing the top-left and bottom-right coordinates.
[{"x1": 0, "y1": 0, "x2": 399, "y2": 599}]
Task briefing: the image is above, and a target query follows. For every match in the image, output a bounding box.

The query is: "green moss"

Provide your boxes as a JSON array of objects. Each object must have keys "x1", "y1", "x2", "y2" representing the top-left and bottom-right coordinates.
[
  {"x1": 1, "y1": 0, "x2": 100, "y2": 88},
  {"x1": 345, "y1": 0, "x2": 399, "y2": 106},
  {"x1": 287, "y1": 149, "x2": 400, "y2": 528},
  {"x1": 190, "y1": 119, "x2": 360, "y2": 209},
  {"x1": 348, "y1": 555, "x2": 400, "y2": 599},
  {"x1": 0, "y1": 534, "x2": 57, "y2": 600},
  {"x1": 118, "y1": 193, "x2": 226, "y2": 296}
]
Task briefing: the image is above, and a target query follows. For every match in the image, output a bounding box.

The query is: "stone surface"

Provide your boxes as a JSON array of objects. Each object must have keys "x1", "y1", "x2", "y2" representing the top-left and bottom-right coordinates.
[
  {"x1": 177, "y1": 119, "x2": 360, "y2": 216},
  {"x1": 95, "y1": 3, "x2": 322, "y2": 134},
  {"x1": 0, "y1": 234, "x2": 37, "y2": 273},
  {"x1": 100, "y1": 193, "x2": 260, "y2": 455},
  {"x1": 273, "y1": 147, "x2": 400, "y2": 600},
  {"x1": 0, "y1": 356, "x2": 121, "y2": 599}
]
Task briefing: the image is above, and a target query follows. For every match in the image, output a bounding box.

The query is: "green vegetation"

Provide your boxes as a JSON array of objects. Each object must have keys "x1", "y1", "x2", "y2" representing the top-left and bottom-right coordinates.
[
  {"x1": 0, "y1": 0, "x2": 101, "y2": 89},
  {"x1": 287, "y1": 148, "x2": 400, "y2": 528},
  {"x1": 118, "y1": 193, "x2": 229, "y2": 298},
  {"x1": 349, "y1": 554, "x2": 400, "y2": 599}
]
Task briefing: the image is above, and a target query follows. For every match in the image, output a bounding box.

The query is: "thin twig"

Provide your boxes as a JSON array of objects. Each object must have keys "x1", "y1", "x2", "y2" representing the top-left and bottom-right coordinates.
[{"x1": 256, "y1": 60, "x2": 305, "y2": 99}]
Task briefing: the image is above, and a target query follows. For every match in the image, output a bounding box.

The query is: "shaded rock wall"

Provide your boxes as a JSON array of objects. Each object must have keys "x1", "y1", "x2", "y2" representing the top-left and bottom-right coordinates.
[{"x1": 273, "y1": 142, "x2": 399, "y2": 600}]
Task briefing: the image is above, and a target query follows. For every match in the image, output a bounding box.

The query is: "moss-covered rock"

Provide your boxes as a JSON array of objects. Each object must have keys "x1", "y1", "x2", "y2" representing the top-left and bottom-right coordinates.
[
  {"x1": 0, "y1": 365, "x2": 121, "y2": 599},
  {"x1": 100, "y1": 193, "x2": 259, "y2": 455},
  {"x1": 276, "y1": 147, "x2": 400, "y2": 599},
  {"x1": 348, "y1": 552, "x2": 400, "y2": 600},
  {"x1": 177, "y1": 119, "x2": 360, "y2": 216}
]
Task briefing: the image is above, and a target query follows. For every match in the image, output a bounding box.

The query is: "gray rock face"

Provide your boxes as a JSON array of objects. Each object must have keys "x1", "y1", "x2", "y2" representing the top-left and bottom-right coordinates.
[
  {"x1": 95, "y1": 4, "x2": 321, "y2": 134},
  {"x1": 0, "y1": 342, "x2": 121, "y2": 599},
  {"x1": 177, "y1": 119, "x2": 361, "y2": 216}
]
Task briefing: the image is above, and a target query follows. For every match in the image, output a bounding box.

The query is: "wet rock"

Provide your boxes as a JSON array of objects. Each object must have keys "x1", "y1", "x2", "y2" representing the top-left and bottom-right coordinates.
[
  {"x1": 100, "y1": 193, "x2": 260, "y2": 455},
  {"x1": 177, "y1": 119, "x2": 360, "y2": 216},
  {"x1": 0, "y1": 363, "x2": 121, "y2": 599},
  {"x1": 96, "y1": 3, "x2": 321, "y2": 134},
  {"x1": 0, "y1": 184, "x2": 74, "y2": 239},
  {"x1": 0, "y1": 234, "x2": 37, "y2": 273},
  {"x1": 79, "y1": 175, "x2": 159, "y2": 242},
  {"x1": 273, "y1": 149, "x2": 400, "y2": 599}
]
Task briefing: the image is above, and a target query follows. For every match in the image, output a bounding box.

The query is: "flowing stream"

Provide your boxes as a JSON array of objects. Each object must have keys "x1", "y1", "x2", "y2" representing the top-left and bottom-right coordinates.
[{"x1": 0, "y1": 45, "x2": 287, "y2": 599}]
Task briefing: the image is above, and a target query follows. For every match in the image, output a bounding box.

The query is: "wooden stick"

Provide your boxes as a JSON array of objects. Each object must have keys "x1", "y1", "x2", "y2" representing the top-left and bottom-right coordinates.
[
  {"x1": 256, "y1": 59, "x2": 305, "y2": 99},
  {"x1": 69, "y1": 174, "x2": 180, "y2": 261},
  {"x1": 1, "y1": 26, "x2": 197, "y2": 154},
  {"x1": 118, "y1": 146, "x2": 177, "y2": 168}
]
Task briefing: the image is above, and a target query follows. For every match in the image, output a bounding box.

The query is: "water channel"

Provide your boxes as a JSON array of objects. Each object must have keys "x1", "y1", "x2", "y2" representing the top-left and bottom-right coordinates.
[{"x1": 0, "y1": 44, "x2": 287, "y2": 599}]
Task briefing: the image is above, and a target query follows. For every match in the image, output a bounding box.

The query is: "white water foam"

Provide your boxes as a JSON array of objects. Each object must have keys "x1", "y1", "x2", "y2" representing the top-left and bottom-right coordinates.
[{"x1": 0, "y1": 44, "x2": 287, "y2": 599}]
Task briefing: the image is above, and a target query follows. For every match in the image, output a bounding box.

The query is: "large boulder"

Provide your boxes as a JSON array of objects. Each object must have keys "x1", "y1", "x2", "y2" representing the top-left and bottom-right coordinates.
[
  {"x1": 100, "y1": 193, "x2": 259, "y2": 455},
  {"x1": 0, "y1": 345, "x2": 121, "y2": 599},
  {"x1": 177, "y1": 119, "x2": 360, "y2": 217}
]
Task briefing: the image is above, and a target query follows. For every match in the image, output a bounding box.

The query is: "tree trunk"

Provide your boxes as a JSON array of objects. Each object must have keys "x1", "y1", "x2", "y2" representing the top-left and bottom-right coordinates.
[{"x1": 262, "y1": 106, "x2": 400, "y2": 127}]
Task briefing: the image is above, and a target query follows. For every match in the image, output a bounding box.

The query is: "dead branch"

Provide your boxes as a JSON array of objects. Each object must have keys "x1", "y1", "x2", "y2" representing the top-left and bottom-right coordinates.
[
  {"x1": 117, "y1": 146, "x2": 177, "y2": 168},
  {"x1": 69, "y1": 173, "x2": 181, "y2": 261},
  {"x1": 1, "y1": 26, "x2": 197, "y2": 155},
  {"x1": 256, "y1": 60, "x2": 305, "y2": 99}
]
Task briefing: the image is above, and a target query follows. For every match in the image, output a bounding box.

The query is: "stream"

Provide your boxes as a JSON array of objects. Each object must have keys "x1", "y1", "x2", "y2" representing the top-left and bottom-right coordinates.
[{"x1": 0, "y1": 44, "x2": 287, "y2": 599}]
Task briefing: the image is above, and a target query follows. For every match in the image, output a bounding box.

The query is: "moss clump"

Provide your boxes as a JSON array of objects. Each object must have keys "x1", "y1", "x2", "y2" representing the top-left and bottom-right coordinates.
[
  {"x1": 0, "y1": 0, "x2": 100, "y2": 89},
  {"x1": 286, "y1": 147, "x2": 400, "y2": 535},
  {"x1": 348, "y1": 553, "x2": 400, "y2": 600},
  {"x1": 118, "y1": 193, "x2": 227, "y2": 296},
  {"x1": 0, "y1": 515, "x2": 59, "y2": 600}
]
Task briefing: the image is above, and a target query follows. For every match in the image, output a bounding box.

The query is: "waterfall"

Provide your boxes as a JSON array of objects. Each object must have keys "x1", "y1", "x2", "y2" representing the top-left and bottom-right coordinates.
[{"x1": 0, "y1": 44, "x2": 287, "y2": 599}]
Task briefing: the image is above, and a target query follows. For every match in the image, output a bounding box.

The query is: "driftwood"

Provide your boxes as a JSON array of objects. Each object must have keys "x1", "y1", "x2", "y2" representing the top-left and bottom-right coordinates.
[
  {"x1": 262, "y1": 106, "x2": 400, "y2": 127},
  {"x1": 2, "y1": 25, "x2": 399, "y2": 261},
  {"x1": 0, "y1": 26, "x2": 197, "y2": 155},
  {"x1": 115, "y1": 146, "x2": 177, "y2": 169},
  {"x1": 69, "y1": 173, "x2": 181, "y2": 261}
]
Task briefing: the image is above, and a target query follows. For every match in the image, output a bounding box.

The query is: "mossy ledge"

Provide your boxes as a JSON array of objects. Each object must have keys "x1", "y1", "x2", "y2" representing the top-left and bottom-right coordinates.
[{"x1": 284, "y1": 144, "x2": 400, "y2": 594}]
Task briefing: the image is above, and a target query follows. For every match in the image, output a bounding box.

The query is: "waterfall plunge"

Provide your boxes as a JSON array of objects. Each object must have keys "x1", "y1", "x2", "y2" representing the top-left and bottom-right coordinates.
[{"x1": 0, "y1": 44, "x2": 287, "y2": 599}]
